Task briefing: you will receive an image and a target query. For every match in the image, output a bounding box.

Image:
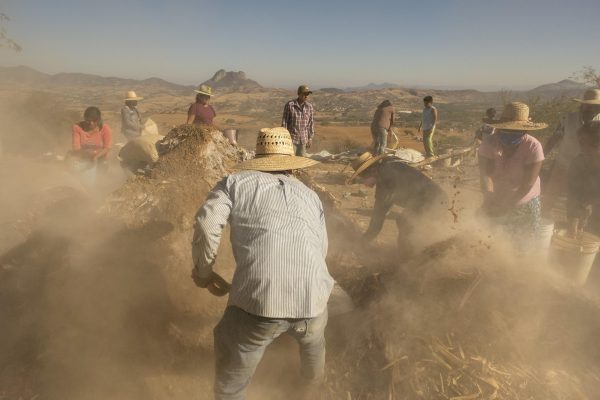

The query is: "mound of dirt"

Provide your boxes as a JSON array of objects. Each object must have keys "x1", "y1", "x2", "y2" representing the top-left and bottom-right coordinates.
[
  {"x1": 105, "y1": 124, "x2": 249, "y2": 228},
  {"x1": 325, "y1": 233, "x2": 600, "y2": 399}
]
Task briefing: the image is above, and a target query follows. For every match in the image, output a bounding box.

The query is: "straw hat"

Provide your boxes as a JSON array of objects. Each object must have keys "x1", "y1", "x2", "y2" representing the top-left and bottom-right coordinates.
[
  {"x1": 347, "y1": 151, "x2": 389, "y2": 183},
  {"x1": 235, "y1": 127, "x2": 319, "y2": 172},
  {"x1": 573, "y1": 88, "x2": 600, "y2": 105},
  {"x1": 194, "y1": 84, "x2": 212, "y2": 96},
  {"x1": 124, "y1": 90, "x2": 143, "y2": 101},
  {"x1": 484, "y1": 102, "x2": 548, "y2": 131}
]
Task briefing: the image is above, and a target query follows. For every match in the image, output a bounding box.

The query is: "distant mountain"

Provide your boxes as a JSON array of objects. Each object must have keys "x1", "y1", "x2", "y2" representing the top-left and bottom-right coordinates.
[
  {"x1": 201, "y1": 69, "x2": 262, "y2": 92},
  {"x1": 319, "y1": 87, "x2": 345, "y2": 94},
  {"x1": 528, "y1": 79, "x2": 587, "y2": 97},
  {"x1": 345, "y1": 82, "x2": 401, "y2": 92},
  {"x1": 0, "y1": 65, "x2": 193, "y2": 94}
]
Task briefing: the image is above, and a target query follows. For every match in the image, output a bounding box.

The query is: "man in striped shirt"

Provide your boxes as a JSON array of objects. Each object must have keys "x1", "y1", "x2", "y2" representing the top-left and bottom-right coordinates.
[
  {"x1": 192, "y1": 127, "x2": 333, "y2": 400},
  {"x1": 282, "y1": 85, "x2": 315, "y2": 157}
]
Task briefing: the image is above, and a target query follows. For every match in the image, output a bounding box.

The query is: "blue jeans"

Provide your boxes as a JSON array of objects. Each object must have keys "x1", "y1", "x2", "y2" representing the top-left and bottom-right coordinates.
[{"x1": 213, "y1": 306, "x2": 328, "y2": 400}]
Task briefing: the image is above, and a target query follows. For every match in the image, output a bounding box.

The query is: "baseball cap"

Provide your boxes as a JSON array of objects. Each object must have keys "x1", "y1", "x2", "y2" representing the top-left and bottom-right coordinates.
[{"x1": 297, "y1": 85, "x2": 313, "y2": 95}]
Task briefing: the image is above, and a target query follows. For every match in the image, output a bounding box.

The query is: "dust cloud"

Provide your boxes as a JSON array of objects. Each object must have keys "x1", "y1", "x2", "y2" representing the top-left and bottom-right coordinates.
[{"x1": 1, "y1": 95, "x2": 600, "y2": 400}]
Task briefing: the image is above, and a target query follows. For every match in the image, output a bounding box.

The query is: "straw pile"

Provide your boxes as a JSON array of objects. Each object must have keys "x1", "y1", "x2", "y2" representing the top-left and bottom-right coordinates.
[{"x1": 323, "y1": 233, "x2": 600, "y2": 399}]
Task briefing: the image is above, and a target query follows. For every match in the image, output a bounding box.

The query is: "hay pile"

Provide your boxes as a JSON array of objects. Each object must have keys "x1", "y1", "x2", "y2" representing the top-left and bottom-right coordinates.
[
  {"x1": 104, "y1": 124, "x2": 249, "y2": 228},
  {"x1": 100, "y1": 124, "x2": 249, "y2": 338},
  {"x1": 325, "y1": 234, "x2": 600, "y2": 400}
]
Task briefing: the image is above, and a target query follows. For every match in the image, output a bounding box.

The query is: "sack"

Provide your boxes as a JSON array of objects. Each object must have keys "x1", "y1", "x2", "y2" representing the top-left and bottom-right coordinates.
[
  {"x1": 118, "y1": 134, "x2": 162, "y2": 164},
  {"x1": 141, "y1": 118, "x2": 159, "y2": 136}
]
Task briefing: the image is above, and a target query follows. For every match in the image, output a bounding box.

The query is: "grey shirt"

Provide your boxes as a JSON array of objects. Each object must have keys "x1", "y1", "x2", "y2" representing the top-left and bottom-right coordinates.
[
  {"x1": 121, "y1": 105, "x2": 142, "y2": 140},
  {"x1": 192, "y1": 170, "x2": 333, "y2": 318}
]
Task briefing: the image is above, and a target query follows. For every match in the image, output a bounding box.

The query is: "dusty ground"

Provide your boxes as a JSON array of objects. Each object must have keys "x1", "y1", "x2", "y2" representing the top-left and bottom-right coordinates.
[{"x1": 1, "y1": 88, "x2": 598, "y2": 399}]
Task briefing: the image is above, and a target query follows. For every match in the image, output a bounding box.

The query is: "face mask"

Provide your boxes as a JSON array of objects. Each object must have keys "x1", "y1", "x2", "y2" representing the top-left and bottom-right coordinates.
[{"x1": 498, "y1": 131, "x2": 525, "y2": 146}]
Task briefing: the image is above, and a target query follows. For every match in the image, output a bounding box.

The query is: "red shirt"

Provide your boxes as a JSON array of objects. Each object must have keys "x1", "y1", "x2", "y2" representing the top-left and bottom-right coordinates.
[
  {"x1": 72, "y1": 123, "x2": 112, "y2": 154},
  {"x1": 188, "y1": 103, "x2": 216, "y2": 125}
]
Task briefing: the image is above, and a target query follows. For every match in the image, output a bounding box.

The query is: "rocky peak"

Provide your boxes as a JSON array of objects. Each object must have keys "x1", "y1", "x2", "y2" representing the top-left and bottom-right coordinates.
[{"x1": 202, "y1": 69, "x2": 261, "y2": 92}]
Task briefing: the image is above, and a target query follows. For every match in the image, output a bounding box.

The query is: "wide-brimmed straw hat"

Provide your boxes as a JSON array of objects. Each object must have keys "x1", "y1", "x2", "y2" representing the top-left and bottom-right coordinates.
[
  {"x1": 347, "y1": 151, "x2": 389, "y2": 183},
  {"x1": 236, "y1": 127, "x2": 319, "y2": 172},
  {"x1": 573, "y1": 88, "x2": 600, "y2": 105},
  {"x1": 484, "y1": 102, "x2": 547, "y2": 131},
  {"x1": 194, "y1": 84, "x2": 212, "y2": 96},
  {"x1": 124, "y1": 90, "x2": 143, "y2": 101}
]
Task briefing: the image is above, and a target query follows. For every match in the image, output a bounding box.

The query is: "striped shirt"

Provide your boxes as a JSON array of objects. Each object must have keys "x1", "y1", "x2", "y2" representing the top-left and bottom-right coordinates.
[
  {"x1": 282, "y1": 99, "x2": 315, "y2": 145},
  {"x1": 192, "y1": 170, "x2": 333, "y2": 318}
]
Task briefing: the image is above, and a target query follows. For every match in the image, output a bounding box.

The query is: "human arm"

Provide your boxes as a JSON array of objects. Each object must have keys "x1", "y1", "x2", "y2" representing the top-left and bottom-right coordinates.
[
  {"x1": 281, "y1": 102, "x2": 290, "y2": 129},
  {"x1": 478, "y1": 155, "x2": 496, "y2": 212},
  {"x1": 187, "y1": 104, "x2": 195, "y2": 125},
  {"x1": 191, "y1": 177, "x2": 232, "y2": 287},
  {"x1": 432, "y1": 107, "x2": 438, "y2": 127},
  {"x1": 390, "y1": 108, "x2": 395, "y2": 127},
  {"x1": 92, "y1": 125, "x2": 113, "y2": 160},
  {"x1": 307, "y1": 106, "x2": 315, "y2": 148}
]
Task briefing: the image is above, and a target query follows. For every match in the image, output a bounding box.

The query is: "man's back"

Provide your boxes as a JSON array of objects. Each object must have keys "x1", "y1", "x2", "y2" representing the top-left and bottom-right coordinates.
[
  {"x1": 194, "y1": 170, "x2": 333, "y2": 318},
  {"x1": 377, "y1": 158, "x2": 448, "y2": 213}
]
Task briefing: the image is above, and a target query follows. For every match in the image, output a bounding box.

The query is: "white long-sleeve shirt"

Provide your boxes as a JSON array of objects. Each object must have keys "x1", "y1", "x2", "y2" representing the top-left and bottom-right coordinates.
[{"x1": 192, "y1": 170, "x2": 333, "y2": 318}]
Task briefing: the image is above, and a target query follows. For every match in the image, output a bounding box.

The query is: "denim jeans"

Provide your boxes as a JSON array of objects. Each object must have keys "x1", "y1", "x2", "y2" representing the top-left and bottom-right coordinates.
[
  {"x1": 371, "y1": 126, "x2": 388, "y2": 155},
  {"x1": 293, "y1": 143, "x2": 307, "y2": 157},
  {"x1": 213, "y1": 306, "x2": 328, "y2": 400}
]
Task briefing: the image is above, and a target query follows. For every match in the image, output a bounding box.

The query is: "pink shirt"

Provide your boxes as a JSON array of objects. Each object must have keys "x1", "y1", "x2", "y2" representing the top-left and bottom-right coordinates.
[
  {"x1": 72, "y1": 123, "x2": 112, "y2": 152},
  {"x1": 188, "y1": 103, "x2": 216, "y2": 125},
  {"x1": 479, "y1": 134, "x2": 544, "y2": 205}
]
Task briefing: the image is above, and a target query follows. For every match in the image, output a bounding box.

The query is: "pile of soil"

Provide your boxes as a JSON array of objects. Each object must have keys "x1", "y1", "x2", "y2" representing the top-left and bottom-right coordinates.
[{"x1": 324, "y1": 233, "x2": 600, "y2": 399}]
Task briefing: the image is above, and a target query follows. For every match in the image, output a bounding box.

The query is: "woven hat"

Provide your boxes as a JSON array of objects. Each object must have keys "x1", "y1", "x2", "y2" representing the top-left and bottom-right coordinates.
[
  {"x1": 236, "y1": 127, "x2": 320, "y2": 172},
  {"x1": 347, "y1": 151, "x2": 389, "y2": 183},
  {"x1": 484, "y1": 102, "x2": 548, "y2": 131},
  {"x1": 573, "y1": 88, "x2": 600, "y2": 105},
  {"x1": 124, "y1": 90, "x2": 143, "y2": 101},
  {"x1": 194, "y1": 84, "x2": 212, "y2": 96}
]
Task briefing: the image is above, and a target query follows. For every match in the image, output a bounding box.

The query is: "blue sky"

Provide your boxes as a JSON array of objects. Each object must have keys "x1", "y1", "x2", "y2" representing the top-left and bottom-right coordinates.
[{"x1": 2, "y1": 0, "x2": 599, "y2": 90}]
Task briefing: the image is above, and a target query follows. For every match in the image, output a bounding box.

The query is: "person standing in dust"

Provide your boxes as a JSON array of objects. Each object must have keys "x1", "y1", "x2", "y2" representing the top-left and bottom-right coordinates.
[
  {"x1": 120, "y1": 91, "x2": 143, "y2": 141},
  {"x1": 478, "y1": 102, "x2": 547, "y2": 240},
  {"x1": 543, "y1": 88, "x2": 600, "y2": 217},
  {"x1": 418, "y1": 95, "x2": 438, "y2": 157},
  {"x1": 567, "y1": 121, "x2": 600, "y2": 238},
  {"x1": 192, "y1": 127, "x2": 333, "y2": 400},
  {"x1": 282, "y1": 85, "x2": 315, "y2": 157},
  {"x1": 371, "y1": 100, "x2": 395, "y2": 155}
]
